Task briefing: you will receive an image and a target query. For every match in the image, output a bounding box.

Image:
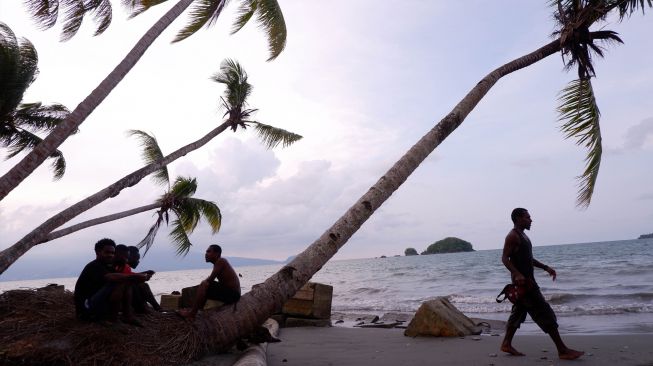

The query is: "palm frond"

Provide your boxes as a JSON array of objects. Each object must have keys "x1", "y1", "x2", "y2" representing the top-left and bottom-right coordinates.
[
  {"x1": 4, "y1": 128, "x2": 67, "y2": 179},
  {"x1": 127, "y1": 129, "x2": 169, "y2": 187},
  {"x1": 616, "y1": 0, "x2": 653, "y2": 19},
  {"x1": 230, "y1": 0, "x2": 256, "y2": 35},
  {"x1": 0, "y1": 23, "x2": 24, "y2": 117},
  {"x1": 251, "y1": 121, "x2": 302, "y2": 149},
  {"x1": 169, "y1": 176, "x2": 198, "y2": 199},
  {"x1": 124, "y1": 0, "x2": 169, "y2": 18},
  {"x1": 173, "y1": 0, "x2": 229, "y2": 43},
  {"x1": 171, "y1": 202, "x2": 201, "y2": 233},
  {"x1": 252, "y1": 0, "x2": 287, "y2": 61},
  {"x1": 169, "y1": 218, "x2": 193, "y2": 256},
  {"x1": 185, "y1": 197, "x2": 221, "y2": 233},
  {"x1": 137, "y1": 211, "x2": 165, "y2": 256},
  {"x1": 24, "y1": 0, "x2": 60, "y2": 30},
  {"x1": 210, "y1": 58, "x2": 252, "y2": 111},
  {"x1": 48, "y1": 148, "x2": 66, "y2": 180},
  {"x1": 58, "y1": 0, "x2": 113, "y2": 41},
  {"x1": 86, "y1": 0, "x2": 113, "y2": 37},
  {"x1": 557, "y1": 78, "x2": 603, "y2": 208},
  {"x1": 59, "y1": 0, "x2": 85, "y2": 41},
  {"x1": 14, "y1": 103, "x2": 70, "y2": 132}
]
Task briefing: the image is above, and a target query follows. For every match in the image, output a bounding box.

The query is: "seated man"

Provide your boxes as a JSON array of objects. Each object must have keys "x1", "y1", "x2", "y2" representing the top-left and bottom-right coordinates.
[
  {"x1": 74, "y1": 238, "x2": 152, "y2": 325},
  {"x1": 179, "y1": 244, "x2": 241, "y2": 320},
  {"x1": 119, "y1": 245, "x2": 162, "y2": 312}
]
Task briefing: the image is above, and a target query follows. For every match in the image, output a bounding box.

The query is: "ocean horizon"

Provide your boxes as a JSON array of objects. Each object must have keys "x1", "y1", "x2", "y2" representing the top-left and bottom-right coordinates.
[{"x1": 2, "y1": 238, "x2": 652, "y2": 335}]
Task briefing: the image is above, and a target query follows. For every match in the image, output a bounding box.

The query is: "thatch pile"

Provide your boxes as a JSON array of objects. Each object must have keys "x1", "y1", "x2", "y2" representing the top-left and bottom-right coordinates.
[{"x1": 0, "y1": 286, "x2": 213, "y2": 366}]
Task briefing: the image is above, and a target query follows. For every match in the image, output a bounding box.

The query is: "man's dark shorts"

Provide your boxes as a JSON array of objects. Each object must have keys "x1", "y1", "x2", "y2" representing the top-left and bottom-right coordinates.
[
  {"x1": 207, "y1": 282, "x2": 240, "y2": 304},
  {"x1": 507, "y1": 287, "x2": 558, "y2": 333}
]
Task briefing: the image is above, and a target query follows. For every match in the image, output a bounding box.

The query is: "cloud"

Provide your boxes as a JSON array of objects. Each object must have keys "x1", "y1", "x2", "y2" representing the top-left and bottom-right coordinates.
[
  {"x1": 623, "y1": 117, "x2": 653, "y2": 150},
  {"x1": 608, "y1": 117, "x2": 653, "y2": 154},
  {"x1": 636, "y1": 193, "x2": 653, "y2": 201}
]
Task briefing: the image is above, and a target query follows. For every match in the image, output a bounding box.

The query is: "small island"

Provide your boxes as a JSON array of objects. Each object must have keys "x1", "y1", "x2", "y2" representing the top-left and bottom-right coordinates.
[
  {"x1": 638, "y1": 233, "x2": 653, "y2": 239},
  {"x1": 420, "y1": 237, "x2": 474, "y2": 255},
  {"x1": 404, "y1": 248, "x2": 419, "y2": 256}
]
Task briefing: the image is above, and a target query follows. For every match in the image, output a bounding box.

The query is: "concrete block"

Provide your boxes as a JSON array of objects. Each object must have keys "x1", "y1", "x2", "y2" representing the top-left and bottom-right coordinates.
[
  {"x1": 160, "y1": 294, "x2": 181, "y2": 311},
  {"x1": 282, "y1": 282, "x2": 333, "y2": 319}
]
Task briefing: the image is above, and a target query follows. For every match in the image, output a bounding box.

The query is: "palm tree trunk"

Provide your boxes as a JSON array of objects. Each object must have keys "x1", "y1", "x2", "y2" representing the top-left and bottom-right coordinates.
[
  {"x1": 0, "y1": 121, "x2": 230, "y2": 275},
  {"x1": 196, "y1": 38, "x2": 563, "y2": 352},
  {"x1": 39, "y1": 202, "x2": 160, "y2": 244},
  {"x1": 0, "y1": 0, "x2": 196, "y2": 202}
]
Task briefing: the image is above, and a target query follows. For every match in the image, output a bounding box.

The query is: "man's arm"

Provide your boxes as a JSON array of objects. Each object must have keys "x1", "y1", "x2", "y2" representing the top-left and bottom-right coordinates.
[
  {"x1": 105, "y1": 272, "x2": 149, "y2": 283},
  {"x1": 502, "y1": 232, "x2": 526, "y2": 285},
  {"x1": 533, "y1": 258, "x2": 556, "y2": 281},
  {"x1": 203, "y1": 260, "x2": 223, "y2": 284}
]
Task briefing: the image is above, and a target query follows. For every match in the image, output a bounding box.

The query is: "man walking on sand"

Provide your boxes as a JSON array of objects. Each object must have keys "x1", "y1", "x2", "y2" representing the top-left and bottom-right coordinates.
[
  {"x1": 178, "y1": 244, "x2": 241, "y2": 320},
  {"x1": 500, "y1": 208, "x2": 584, "y2": 360}
]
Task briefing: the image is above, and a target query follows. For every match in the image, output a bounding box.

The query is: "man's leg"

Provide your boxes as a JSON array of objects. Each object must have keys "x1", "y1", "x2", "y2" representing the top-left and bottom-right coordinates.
[
  {"x1": 179, "y1": 281, "x2": 210, "y2": 320},
  {"x1": 528, "y1": 290, "x2": 584, "y2": 360},
  {"x1": 141, "y1": 283, "x2": 162, "y2": 311},
  {"x1": 547, "y1": 329, "x2": 585, "y2": 360},
  {"x1": 110, "y1": 282, "x2": 142, "y2": 327},
  {"x1": 501, "y1": 304, "x2": 527, "y2": 356},
  {"x1": 107, "y1": 283, "x2": 127, "y2": 322},
  {"x1": 501, "y1": 326, "x2": 525, "y2": 356}
]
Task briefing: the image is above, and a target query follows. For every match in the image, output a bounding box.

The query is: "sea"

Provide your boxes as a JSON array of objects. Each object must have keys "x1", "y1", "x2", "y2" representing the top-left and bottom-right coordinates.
[{"x1": 2, "y1": 239, "x2": 652, "y2": 335}]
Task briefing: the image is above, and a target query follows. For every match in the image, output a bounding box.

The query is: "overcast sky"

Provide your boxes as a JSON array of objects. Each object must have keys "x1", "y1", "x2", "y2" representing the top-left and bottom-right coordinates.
[{"x1": 1, "y1": 1, "x2": 652, "y2": 280}]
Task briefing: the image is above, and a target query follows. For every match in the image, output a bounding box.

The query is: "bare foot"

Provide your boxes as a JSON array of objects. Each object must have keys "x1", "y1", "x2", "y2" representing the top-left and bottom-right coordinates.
[
  {"x1": 501, "y1": 344, "x2": 525, "y2": 356},
  {"x1": 177, "y1": 308, "x2": 196, "y2": 321},
  {"x1": 559, "y1": 349, "x2": 584, "y2": 360}
]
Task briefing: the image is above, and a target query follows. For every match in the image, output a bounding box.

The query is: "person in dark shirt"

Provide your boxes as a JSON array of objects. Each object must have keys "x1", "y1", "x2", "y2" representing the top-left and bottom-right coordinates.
[
  {"x1": 500, "y1": 208, "x2": 584, "y2": 360},
  {"x1": 178, "y1": 244, "x2": 241, "y2": 320},
  {"x1": 74, "y1": 238, "x2": 151, "y2": 325}
]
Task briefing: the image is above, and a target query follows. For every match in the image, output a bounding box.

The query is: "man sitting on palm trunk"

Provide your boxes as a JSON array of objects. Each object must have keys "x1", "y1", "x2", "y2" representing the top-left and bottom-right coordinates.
[{"x1": 178, "y1": 244, "x2": 241, "y2": 320}]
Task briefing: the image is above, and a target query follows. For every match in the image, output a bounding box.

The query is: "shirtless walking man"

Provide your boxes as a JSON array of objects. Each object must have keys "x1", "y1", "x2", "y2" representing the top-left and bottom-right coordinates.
[
  {"x1": 179, "y1": 244, "x2": 241, "y2": 320},
  {"x1": 501, "y1": 208, "x2": 584, "y2": 360}
]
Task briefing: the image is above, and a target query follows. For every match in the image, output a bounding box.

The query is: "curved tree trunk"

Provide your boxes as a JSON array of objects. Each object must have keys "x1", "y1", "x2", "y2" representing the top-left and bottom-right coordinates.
[
  {"x1": 0, "y1": 0, "x2": 195, "y2": 201},
  {"x1": 197, "y1": 39, "x2": 563, "y2": 352},
  {"x1": 39, "y1": 202, "x2": 160, "y2": 244},
  {"x1": 0, "y1": 121, "x2": 230, "y2": 275}
]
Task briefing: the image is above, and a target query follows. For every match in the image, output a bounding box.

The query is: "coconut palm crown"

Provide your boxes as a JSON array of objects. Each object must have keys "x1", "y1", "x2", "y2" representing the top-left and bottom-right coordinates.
[
  {"x1": 0, "y1": 22, "x2": 71, "y2": 179},
  {"x1": 128, "y1": 130, "x2": 221, "y2": 256},
  {"x1": 25, "y1": 0, "x2": 287, "y2": 61},
  {"x1": 550, "y1": 0, "x2": 651, "y2": 207},
  {"x1": 127, "y1": 0, "x2": 287, "y2": 61},
  {"x1": 214, "y1": 58, "x2": 302, "y2": 148}
]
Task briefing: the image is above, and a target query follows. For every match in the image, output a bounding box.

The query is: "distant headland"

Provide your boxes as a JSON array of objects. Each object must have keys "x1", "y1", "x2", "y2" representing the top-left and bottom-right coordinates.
[
  {"x1": 405, "y1": 237, "x2": 474, "y2": 256},
  {"x1": 639, "y1": 233, "x2": 653, "y2": 239}
]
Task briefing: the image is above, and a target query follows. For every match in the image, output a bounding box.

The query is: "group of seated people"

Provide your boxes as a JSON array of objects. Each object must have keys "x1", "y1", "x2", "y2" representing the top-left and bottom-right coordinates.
[{"x1": 74, "y1": 238, "x2": 242, "y2": 326}]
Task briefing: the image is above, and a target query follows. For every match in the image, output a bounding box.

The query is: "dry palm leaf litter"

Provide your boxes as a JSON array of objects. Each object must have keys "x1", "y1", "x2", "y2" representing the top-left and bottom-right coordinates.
[{"x1": 0, "y1": 286, "x2": 217, "y2": 366}]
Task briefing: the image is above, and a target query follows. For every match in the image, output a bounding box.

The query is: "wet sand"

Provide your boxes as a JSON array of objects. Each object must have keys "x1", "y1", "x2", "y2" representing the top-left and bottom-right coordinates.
[{"x1": 268, "y1": 327, "x2": 653, "y2": 365}]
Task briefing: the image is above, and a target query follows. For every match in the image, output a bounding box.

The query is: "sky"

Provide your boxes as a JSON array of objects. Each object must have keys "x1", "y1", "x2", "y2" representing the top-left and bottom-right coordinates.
[{"x1": 0, "y1": 1, "x2": 652, "y2": 280}]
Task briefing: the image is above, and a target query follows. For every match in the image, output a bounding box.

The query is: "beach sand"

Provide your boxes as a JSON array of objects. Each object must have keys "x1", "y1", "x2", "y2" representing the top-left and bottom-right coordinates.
[{"x1": 268, "y1": 327, "x2": 653, "y2": 366}]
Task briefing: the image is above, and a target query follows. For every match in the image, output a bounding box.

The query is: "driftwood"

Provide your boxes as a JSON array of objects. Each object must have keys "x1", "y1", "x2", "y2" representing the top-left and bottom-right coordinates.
[
  {"x1": 232, "y1": 318, "x2": 279, "y2": 366},
  {"x1": 0, "y1": 287, "x2": 227, "y2": 365}
]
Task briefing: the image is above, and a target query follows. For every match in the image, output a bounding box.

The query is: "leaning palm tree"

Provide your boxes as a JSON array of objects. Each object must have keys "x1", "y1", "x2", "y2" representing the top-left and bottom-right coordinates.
[
  {"x1": 0, "y1": 58, "x2": 301, "y2": 274},
  {"x1": 0, "y1": 22, "x2": 71, "y2": 179},
  {"x1": 182, "y1": 0, "x2": 653, "y2": 353},
  {"x1": 0, "y1": 0, "x2": 287, "y2": 200},
  {"x1": 38, "y1": 130, "x2": 222, "y2": 257}
]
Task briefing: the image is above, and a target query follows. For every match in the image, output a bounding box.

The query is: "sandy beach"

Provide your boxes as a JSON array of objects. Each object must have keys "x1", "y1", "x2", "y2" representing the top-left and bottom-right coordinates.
[{"x1": 267, "y1": 327, "x2": 653, "y2": 366}]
